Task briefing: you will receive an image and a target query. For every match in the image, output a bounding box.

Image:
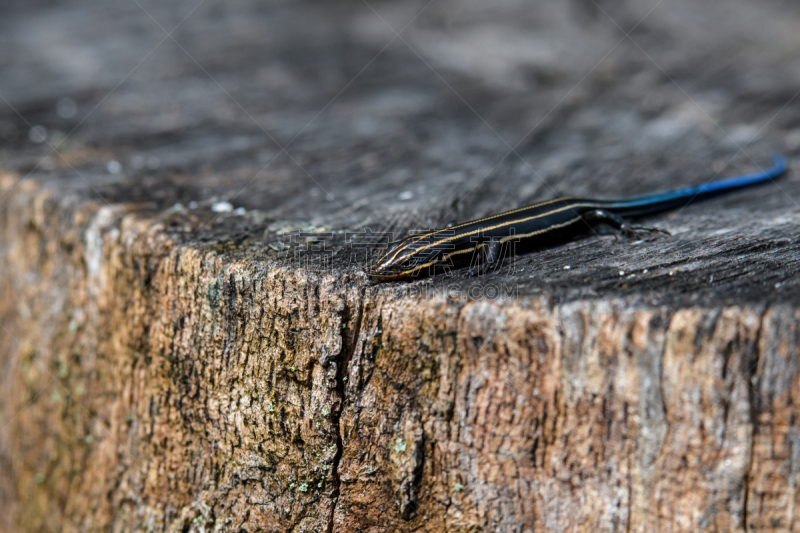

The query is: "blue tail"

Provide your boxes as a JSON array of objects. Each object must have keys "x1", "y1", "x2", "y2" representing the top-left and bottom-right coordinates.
[{"x1": 606, "y1": 154, "x2": 788, "y2": 217}]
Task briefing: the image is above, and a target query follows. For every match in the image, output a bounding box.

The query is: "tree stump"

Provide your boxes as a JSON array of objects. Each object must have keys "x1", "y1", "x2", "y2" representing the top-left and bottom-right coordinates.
[{"x1": 2, "y1": 0, "x2": 800, "y2": 531}]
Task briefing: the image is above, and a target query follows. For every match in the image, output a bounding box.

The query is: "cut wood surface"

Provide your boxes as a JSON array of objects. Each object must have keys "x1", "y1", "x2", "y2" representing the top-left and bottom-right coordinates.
[{"x1": 2, "y1": 0, "x2": 800, "y2": 531}]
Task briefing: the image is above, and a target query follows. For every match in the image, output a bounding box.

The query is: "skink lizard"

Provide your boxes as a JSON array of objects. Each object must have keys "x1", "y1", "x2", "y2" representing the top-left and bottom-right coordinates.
[{"x1": 371, "y1": 154, "x2": 788, "y2": 281}]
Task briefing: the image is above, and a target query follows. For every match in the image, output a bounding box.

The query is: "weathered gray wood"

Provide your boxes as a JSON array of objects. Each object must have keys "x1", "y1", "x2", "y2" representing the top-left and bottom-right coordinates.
[{"x1": 1, "y1": 0, "x2": 800, "y2": 531}]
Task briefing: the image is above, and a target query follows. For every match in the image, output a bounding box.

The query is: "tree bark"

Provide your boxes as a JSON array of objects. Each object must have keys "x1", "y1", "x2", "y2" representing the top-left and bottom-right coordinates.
[{"x1": 2, "y1": 1, "x2": 800, "y2": 532}]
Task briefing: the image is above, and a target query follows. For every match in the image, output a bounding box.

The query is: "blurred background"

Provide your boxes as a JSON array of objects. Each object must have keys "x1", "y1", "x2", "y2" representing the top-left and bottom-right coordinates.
[{"x1": 1, "y1": 0, "x2": 799, "y2": 234}]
